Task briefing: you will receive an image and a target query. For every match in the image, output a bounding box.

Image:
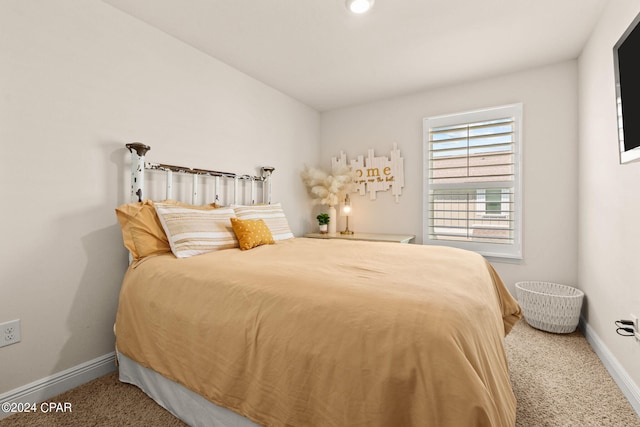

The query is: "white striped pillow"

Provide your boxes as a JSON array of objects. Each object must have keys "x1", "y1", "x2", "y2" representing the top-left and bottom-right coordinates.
[
  {"x1": 232, "y1": 203, "x2": 294, "y2": 241},
  {"x1": 154, "y1": 203, "x2": 238, "y2": 258}
]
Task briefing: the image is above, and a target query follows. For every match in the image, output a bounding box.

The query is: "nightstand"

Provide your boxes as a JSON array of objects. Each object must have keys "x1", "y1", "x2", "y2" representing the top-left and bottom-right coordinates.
[{"x1": 304, "y1": 232, "x2": 415, "y2": 244}]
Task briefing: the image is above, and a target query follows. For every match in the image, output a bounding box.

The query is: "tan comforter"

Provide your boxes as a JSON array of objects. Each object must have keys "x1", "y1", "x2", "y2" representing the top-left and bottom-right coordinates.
[{"x1": 116, "y1": 238, "x2": 521, "y2": 427}]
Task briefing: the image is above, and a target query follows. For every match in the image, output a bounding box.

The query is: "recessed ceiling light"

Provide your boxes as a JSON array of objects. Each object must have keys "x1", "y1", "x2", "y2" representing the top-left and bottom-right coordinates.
[{"x1": 346, "y1": 0, "x2": 375, "y2": 14}]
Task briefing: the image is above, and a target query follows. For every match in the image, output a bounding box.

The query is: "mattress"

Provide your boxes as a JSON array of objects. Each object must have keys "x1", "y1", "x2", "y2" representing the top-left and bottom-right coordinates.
[{"x1": 115, "y1": 238, "x2": 521, "y2": 426}]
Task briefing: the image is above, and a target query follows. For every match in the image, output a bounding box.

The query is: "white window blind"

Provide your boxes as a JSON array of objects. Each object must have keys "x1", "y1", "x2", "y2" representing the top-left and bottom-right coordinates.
[{"x1": 423, "y1": 104, "x2": 522, "y2": 259}]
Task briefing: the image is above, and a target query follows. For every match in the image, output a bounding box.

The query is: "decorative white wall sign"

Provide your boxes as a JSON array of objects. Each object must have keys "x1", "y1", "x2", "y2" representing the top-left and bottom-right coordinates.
[{"x1": 331, "y1": 144, "x2": 405, "y2": 202}]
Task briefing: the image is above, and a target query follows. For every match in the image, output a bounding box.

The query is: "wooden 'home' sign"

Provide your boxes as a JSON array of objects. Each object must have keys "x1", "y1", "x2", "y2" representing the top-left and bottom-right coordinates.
[{"x1": 331, "y1": 144, "x2": 404, "y2": 202}]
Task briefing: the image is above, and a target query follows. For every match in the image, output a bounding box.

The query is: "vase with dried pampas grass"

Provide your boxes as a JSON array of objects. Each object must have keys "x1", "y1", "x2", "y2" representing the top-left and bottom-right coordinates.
[{"x1": 301, "y1": 165, "x2": 354, "y2": 234}]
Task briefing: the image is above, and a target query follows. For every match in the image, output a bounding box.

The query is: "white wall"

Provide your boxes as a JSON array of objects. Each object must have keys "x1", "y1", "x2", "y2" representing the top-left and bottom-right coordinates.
[
  {"x1": 320, "y1": 61, "x2": 579, "y2": 293},
  {"x1": 0, "y1": 1, "x2": 319, "y2": 393},
  {"x1": 578, "y1": 0, "x2": 640, "y2": 396}
]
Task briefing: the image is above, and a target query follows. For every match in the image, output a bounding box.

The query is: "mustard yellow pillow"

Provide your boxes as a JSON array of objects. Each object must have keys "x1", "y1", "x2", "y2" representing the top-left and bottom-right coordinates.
[
  {"x1": 115, "y1": 199, "x2": 219, "y2": 259},
  {"x1": 230, "y1": 218, "x2": 275, "y2": 251}
]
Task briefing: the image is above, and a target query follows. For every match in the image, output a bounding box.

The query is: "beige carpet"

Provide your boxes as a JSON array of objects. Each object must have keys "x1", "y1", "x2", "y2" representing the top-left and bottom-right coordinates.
[
  {"x1": 506, "y1": 321, "x2": 640, "y2": 427},
  {"x1": 1, "y1": 320, "x2": 639, "y2": 426}
]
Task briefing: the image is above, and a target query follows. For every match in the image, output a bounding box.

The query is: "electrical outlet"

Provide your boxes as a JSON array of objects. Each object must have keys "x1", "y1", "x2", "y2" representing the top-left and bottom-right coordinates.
[{"x1": 0, "y1": 319, "x2": 21, "y2": 348}]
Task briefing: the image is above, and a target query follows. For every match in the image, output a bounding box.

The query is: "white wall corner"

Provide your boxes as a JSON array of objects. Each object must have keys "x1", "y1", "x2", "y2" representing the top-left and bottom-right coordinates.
[
  {"x1": 579, "y1": 317, "x2": 640, "y2": 417},
  {"x1": 0, "y1": 352, "x2": 117, "y2": 420}
]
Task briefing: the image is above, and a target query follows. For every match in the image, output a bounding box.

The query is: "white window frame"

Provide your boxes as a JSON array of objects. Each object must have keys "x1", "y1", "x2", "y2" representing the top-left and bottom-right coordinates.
[{"x1": 423, "y1": 104, "x2": 523, "y2": 259}]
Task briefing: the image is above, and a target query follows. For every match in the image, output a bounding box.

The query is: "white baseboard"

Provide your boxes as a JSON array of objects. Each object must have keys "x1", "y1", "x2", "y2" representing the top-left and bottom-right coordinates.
[
  {"x1": 580, "y1": 317, "x2": 640, "y2": 416},
  {"x1": 0, "y1": 352, "x2": 117, "y2": 420}
]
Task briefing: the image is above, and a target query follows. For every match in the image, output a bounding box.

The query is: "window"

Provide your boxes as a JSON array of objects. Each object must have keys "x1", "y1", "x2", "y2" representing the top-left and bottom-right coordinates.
[
  {"x1": 423, "y1": 104, "x2": 522, "y2": 259},
  {"x1": 484, "y1": 189, "x2": 502, "y2": 214},
  {"x1": 476, "y1": 188, "x2": 510, "y2": 216}
]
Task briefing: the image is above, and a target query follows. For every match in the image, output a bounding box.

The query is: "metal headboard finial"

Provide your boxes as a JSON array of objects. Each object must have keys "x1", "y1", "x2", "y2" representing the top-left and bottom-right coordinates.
[
  {"x1": 126, "y1": 142, "x2": 150, "y2": 157},
  {"x1": 261, "y1": 166, "x2": 275, "y2": 176}
]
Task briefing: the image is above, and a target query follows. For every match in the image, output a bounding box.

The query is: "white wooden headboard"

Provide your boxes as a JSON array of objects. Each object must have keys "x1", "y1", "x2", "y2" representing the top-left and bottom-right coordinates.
[{"x1": 126, "y1": 143, "x2": 274, "y2": 206}]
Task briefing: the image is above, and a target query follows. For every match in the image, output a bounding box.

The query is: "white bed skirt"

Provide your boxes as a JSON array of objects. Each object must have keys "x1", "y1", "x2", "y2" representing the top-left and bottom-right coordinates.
[{"x1": 117, "y1": 352, "x2": 260, "y2": 427}]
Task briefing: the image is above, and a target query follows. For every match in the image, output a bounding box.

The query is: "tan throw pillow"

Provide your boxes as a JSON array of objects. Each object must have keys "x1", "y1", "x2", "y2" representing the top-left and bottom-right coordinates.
[
  {"x1": 232, "y1": 203, "x2": 294, "y2": 241},
  {"x1": 154, "y1": 203, "x2": 238, "y2": 258},
  {"x1": 230, "y1": 218, "x2": 275, "y2": 251}
]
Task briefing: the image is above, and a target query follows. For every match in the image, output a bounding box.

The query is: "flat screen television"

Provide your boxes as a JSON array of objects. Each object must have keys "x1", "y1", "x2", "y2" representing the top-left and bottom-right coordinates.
[{"x1": 614, "y1": 12, "x2": 640, "y2": 164}]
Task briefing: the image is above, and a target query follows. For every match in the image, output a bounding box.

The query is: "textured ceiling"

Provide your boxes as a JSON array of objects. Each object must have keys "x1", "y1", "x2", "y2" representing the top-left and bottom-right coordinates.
[{"x1": 103, "y1": 0, "x2": 608, "y2": 111}]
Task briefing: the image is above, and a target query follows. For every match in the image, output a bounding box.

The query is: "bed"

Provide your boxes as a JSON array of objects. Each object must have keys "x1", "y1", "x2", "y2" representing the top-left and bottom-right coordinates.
[{"x1": 114, "y1": 143, "x2": 522, "y2": 427}]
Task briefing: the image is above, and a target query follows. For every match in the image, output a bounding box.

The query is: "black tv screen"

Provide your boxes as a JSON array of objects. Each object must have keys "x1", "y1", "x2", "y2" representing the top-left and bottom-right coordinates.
[{"x1": 614, "y1": 12, "x2": 640, "y2": 163}]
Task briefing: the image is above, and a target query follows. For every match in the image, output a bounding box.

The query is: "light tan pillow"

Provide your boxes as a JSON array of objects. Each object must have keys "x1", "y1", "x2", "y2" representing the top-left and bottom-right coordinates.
[
  {"x1": 230, "y1": 218, "x2": 275, "y2": 251},
  {"x1": 154, "y1": 203, "x2": 238, "y2": 258},
  {"x1": 115, "y1": 200, "x2": 219, "y2": 260},
  {"x1": 232, "y1": 203, "x2": 294, "y2": 241}
]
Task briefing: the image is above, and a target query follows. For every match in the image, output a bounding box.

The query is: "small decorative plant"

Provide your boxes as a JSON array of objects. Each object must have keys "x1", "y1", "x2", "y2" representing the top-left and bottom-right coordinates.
[
  {"x1": 317, "y1": 213, "x2": 330, "y2": 225},
  {"x1": 316, "y1": 213, "x2": 330, "y2": 234}
]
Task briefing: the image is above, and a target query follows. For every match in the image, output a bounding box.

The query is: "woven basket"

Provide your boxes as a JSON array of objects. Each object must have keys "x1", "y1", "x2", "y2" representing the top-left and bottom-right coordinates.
[{"x1": 515, "y1": 281, "x2": 584, "y2": 334}]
